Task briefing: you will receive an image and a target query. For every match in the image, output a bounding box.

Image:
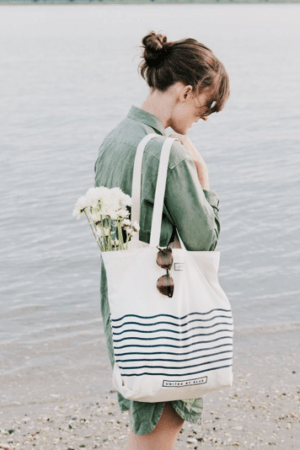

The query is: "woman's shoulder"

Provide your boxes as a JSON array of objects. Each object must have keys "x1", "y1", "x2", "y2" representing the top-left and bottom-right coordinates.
[
  {"x1": 100, "y1": 118, "x2": 153, "y2": 148},
  {"x1": 98, "y1": 116, "x2": 191, "y2": 170},
  {"x1": 146, "y1": 135, "x2": 191, "y2": 170}
]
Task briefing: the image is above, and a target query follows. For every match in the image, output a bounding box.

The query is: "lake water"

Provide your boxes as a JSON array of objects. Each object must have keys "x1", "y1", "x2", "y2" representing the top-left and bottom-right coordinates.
[{"x1": 0, "y1": 3, "x2": 299, "y2": 400}]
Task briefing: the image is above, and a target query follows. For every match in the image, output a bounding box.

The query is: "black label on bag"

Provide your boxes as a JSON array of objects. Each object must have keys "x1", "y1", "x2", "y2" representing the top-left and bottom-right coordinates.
[
  {"x1": 162, "y1": 376, "x2": 208, "y2": 387},
  {"x1": 174, "y1": 262, "x2": 185, "y2": 271}
]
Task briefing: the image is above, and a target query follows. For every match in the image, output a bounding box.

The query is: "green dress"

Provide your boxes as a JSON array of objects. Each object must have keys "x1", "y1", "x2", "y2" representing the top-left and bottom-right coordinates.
[{"x1": 94, "y1": 105, "x2": 221, "y2": 436}]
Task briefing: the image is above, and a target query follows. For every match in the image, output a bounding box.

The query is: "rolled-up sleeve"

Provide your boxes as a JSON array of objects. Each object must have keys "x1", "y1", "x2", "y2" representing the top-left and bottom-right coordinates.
[{"x1": 164, "y1": 157, "x2": 221, "y2": 251}]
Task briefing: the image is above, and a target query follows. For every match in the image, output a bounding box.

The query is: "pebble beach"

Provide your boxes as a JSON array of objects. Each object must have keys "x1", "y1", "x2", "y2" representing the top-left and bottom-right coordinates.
[{"x1": 1, "y1": 328, "x2": 299, "y2": 450}]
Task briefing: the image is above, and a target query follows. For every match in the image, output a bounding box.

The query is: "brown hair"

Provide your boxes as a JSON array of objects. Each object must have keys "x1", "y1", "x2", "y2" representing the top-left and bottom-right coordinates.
[{"x1": 138, "y1": 31, "x2": 230, "y2": 117}]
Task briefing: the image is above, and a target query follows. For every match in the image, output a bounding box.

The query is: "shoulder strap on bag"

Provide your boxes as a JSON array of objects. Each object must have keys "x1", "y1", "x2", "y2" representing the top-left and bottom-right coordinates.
[
  {"x1": 131, "y1": 133, "x2": 158, "y2": 229},
  {"x1": 131, "y1": 134, "x2": 186, "y2": 250}
]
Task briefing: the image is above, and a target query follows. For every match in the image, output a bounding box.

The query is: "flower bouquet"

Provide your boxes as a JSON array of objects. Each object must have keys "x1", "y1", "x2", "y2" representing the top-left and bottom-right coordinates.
[{"x1": 73, "y1": 187, "x2": 140, "y2": 252}]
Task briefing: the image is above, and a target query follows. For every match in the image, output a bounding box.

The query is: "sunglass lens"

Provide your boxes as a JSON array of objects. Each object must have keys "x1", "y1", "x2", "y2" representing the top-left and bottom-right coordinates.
[
  {"x1": 156, "y1": 247, "x2": 173, "y2": 269},
  {"x1": 157, "y1": 273, "x2": 174, "y2": 298}
]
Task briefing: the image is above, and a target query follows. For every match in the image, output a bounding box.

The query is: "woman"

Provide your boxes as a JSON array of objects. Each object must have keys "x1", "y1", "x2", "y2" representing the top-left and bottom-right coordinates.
[{"x1": 94, "y1": 31, "x2": 230, "y2": 450}]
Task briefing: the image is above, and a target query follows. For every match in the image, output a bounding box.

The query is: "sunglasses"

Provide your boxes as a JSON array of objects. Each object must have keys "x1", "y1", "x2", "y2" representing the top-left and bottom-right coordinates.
[
  {"x1": 195, "y1": 99, "x2": 217, "y2": 119},
  {"x1": 156, "y1": 245, "x2": 174, "y2": 298}
]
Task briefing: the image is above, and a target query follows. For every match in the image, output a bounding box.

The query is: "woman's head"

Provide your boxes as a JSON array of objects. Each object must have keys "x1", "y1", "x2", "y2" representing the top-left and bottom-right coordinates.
[{"x1": 138, "y1": 31, "x2": 230, "y2": 134}]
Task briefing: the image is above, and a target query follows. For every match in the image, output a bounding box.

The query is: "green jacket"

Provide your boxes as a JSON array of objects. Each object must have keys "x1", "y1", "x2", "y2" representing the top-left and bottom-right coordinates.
[
  {"x1": 95, "y1": 105, "x2": 220, "y2": 251},
  {"x1": 94, "y1": 105, "x2": 221, "y2": 434}
]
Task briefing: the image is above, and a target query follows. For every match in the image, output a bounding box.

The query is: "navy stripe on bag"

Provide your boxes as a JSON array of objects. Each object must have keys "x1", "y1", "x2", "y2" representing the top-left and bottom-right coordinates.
[{"x1": 111, "y1": 309, "x2": 234, "y2": 378}]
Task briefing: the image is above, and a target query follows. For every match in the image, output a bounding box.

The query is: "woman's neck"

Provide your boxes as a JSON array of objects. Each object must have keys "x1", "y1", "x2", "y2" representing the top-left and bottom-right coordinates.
[{"x1": 140, "y1": 88, "x2": 177, "y2": 129}]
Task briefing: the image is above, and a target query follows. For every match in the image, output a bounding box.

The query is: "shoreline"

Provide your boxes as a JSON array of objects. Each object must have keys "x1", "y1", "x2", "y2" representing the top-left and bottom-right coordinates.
[
  {"x1": 1, "y1": 0, "x2": 300, "y2": 4},
  {"x1": 1, "y1": 328, "x2": 299, "y2": 449}
]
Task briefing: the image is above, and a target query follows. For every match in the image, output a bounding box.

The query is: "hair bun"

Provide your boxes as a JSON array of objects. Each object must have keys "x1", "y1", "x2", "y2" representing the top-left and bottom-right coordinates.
[{"x1": 142, "y1": 31, "x2": 171, "y2": 67}]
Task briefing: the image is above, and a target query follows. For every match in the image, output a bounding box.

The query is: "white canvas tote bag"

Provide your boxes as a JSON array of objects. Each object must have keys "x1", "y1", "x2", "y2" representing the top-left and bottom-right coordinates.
[{"x1": 100, "y1": 133, "x2": 234, "y2": 403}]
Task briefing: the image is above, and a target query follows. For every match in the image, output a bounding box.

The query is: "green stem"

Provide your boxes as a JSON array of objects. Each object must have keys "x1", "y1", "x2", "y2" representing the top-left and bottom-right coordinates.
[
  {"x1": 116, "y1": 217, "x2": 124, "y2": 250},
  {"x1": 84, "y1": 209, "x2": 104, "y2": 251},
  {"x1": 100, "y1": 216, "x2": 107, "y2": 251},
  {"x1": 90, "y1": 207, "x2": 102, "y2": 244},
  {"x1": 108, "y1": 217, "x2": 112, "y2": 251}
]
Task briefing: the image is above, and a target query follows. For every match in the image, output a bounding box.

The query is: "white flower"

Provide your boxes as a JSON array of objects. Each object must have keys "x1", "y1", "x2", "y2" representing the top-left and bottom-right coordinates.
[
  {"x1": 102, "y1": 195, "x2": 119, "y2": 213},
  {"x1": 85, "y1": 187, "x2": 110, "y2": 209},
  {"x1": 110, "y1": 187, "x2": 123, "y2": 197},
  {"x1": 101, "y1": 206, "x2": 119, "y2": 220},
  {"x1": 132, "y1": 221, "x2": 140, "y2": 232},
  {"x1": 73, "y1": 195, "x2": 89, "y2": 219},
  {"x1": 122, "y1": 219, "x2": 131, "y2": 227},
  {"x1": 74, "y1": 185, "x2": 140, "y2": 251},
  {"x1": 109, "y1": 188, "x2": 122, "y2": 201},
  {"x1": 90, "y1": 211, "x2": 102, "y2": 223},
  {"x1": 117, "y1": 208, "x2": 130, "y2": 219},
  {"x1": 87, "y1": 186, "x2": 109, "y2": 201},
  {"x1": 121, "y1": 192, "x2": 132, "y2": 207},
  {"x1": 110, "y1": 187, "x2": 132, "y2": 208},
  {"x1": 109, "y1": 210, "x2": 119, "y2": 220}
]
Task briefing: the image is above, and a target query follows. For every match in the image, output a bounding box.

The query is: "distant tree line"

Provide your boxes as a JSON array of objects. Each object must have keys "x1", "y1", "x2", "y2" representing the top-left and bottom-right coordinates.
[
  {"x1": 30, "y1": 0, "x2": 157, "y2": 2},
  {"x1": 30, "y1": 0, "x2": 155, "y2": 2},
  {"x1": 31, "y1": 0, "x2": 106, "y2": 2}
]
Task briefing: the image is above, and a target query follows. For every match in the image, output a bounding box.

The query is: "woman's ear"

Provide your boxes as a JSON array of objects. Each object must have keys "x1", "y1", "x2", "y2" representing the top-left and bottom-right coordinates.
[{"x1": 180, "y1": 84, "x2": 193, "y2": 101}]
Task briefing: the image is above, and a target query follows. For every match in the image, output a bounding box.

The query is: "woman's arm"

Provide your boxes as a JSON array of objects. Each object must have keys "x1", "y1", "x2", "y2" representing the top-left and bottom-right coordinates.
[{"x1": 164, "y1": 152, "x2": 220, "y2": 251}]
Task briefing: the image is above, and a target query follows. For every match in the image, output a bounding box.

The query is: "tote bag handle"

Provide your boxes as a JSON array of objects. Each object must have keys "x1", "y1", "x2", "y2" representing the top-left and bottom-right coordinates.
[{"x1": 130, "y1": 134, "x2": 186, "y2": 250}]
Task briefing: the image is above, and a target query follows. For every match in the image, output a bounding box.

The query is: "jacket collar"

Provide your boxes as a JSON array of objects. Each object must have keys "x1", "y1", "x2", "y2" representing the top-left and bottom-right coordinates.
[{"x1": 127, "y1": 105, "x2": 167, "y2": 137}]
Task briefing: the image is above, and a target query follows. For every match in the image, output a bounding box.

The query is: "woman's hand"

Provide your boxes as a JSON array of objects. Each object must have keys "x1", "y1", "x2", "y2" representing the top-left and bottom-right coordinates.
[{"x1": 169, "y1": 134, "x2": 210, "y2": 190}]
